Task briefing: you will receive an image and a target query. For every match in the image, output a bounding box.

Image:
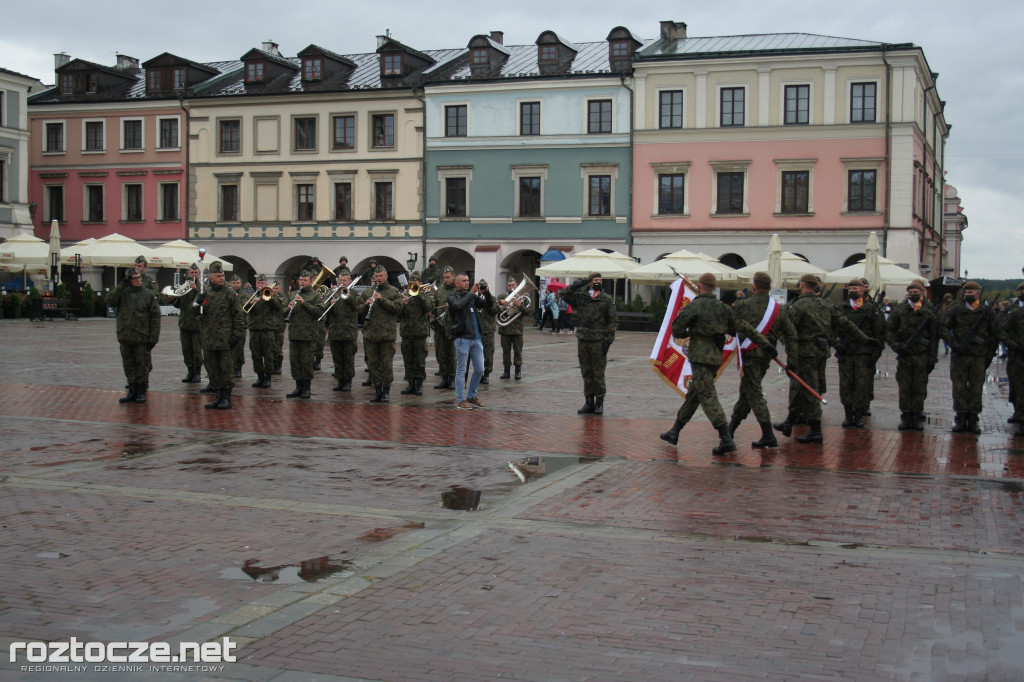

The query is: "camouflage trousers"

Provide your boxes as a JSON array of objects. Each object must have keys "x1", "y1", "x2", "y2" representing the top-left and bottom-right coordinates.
[
  {"x1": 790, "y1": 356, "x2": 826, "y2": 421},
  {"x1": 729, "y1": 355, "x2": 772, "y2": 425},
  {"x1": 577, "y1": 339, "x2": 608, "y2": 398},
  {"x1": 838, "y1": 354, "x2": 874, "y2": 410},
  {"x1": 329, "y1": 339, "x2": 357, "y2": 382},
  {"x1": 365, "y1": 340, "x2": 395, "y2": 388},
  {"x1": 1008, "y1": 353, "x2": 1024, "y2": 420},
  {"x1": 289, "y1": 339, "x2": 315, "y2": 381},
  {"x1": 179, "y1": 329, "x2": 203, "y2": 367},
  {"x1": 120, "y1": 342, "x2": 151, "y2": 384},
  {"x1": 274, "y1": 330, "x2": 284, "y2": 364},
  {"x1": 316, "y1": 321, "x2": 327, "y2": 360},
  {"x1": 232, "y1": 329, "x2": 246, "y2": 369},
  {"x1": 204, "y1": 347, "x2": 235, "y2": 390},
  {"x1": 249, "y1": 329, "x2": 276, "y2": 375},
  {"x1": 434, "y1": 329, "x2": 454, "y2": 380},
  {"x1": 950, "y1": 354, "x2": 988, "y2": 415},
  {"x1": 501, "y1": 334, "x2": 523, "y2": 367},
  {"x1": 675, "y1": 361, "x2": 727, "y2": 429},
  {"x1": 482, "y1": 333, "x2": 495, "y2": 375},
  {"x1": 895, "y1": 353, "x2": 931, "y2": 414},
  {"x1": 401, "y1": 337, "x2": 428, "y2": 381}
]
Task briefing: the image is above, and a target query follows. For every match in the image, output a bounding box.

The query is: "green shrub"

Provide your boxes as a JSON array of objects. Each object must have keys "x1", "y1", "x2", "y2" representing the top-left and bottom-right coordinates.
[
  {"x1": 11, "y1": 293, "x2": 23, "y2": 319},
  {"x1": 81, "y1": 283, "x2": 95, "y2": 316},
  {"x1": 649, "y1": 295, "x2": 668, "y2": 328}
]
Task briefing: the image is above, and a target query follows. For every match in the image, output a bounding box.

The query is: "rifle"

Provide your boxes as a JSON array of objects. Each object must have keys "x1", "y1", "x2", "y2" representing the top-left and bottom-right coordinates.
[
  {"x1": 895, "y1": 307, "x2": 935, "y2": 357},
  {"x1": 773, "y1": 357, "x2": 827, "y2": 404},
  {"x1": 949, "y1": 291, "x2": 1000, "y2": 356}
]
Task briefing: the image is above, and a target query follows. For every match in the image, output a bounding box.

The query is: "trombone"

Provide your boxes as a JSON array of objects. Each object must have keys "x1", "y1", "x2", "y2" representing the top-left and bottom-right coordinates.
[
  {"x1": 405, "y1": 281, "x2": 435, "y2": 297},
  {"x1": 318, "y1": 275, "x2": 362, "y2": 321},
  {"x1": 243, "y1": 287, "x2": 274, "y2": 313}
]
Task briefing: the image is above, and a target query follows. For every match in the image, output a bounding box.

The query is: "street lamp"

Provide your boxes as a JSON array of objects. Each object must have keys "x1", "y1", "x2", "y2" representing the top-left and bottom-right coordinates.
[{"x1": 406, "y1": 251, "x2": 418, "y2": 272}]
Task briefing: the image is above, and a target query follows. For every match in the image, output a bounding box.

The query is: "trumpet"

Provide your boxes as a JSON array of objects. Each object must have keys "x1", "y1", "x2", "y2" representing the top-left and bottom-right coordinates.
[
  {"x1": 318, "y1": 275, "x2": 362, "y2": 321},
  {"x1": 161, "y1": 280, "x2": 195, "y2": 298},
  {"x1": 243, "y1": 286, "x2": 274, "y2": 313},
  {"x1": 496, "y1": 275, "x2": 536, "y2": 327},
  {"x1": 406, "y1": 281, "x2": 435, "y2": 297}
]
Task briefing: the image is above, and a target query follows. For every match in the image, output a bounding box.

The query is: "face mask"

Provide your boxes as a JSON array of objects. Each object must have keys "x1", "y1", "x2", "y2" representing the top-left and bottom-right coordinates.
[
  {"x1": 591, "y1": 282, "x2": 602, "y2": 291},
  {"x1": 964, "y1": 294, "x2": 977, "y2": 304},
  {"x1": 909, "y1": 294, "x2": 921, "y2": 303},
  {"x1": 849, "y1": 291, "x2": 861, "y2": 300},
  {"x1": 1018, "y1": 292, "x2": 1024, "y2": 301}
]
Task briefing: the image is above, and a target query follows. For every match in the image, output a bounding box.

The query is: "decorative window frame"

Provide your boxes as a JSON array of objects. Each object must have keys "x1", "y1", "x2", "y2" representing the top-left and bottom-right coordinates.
[
  {"x1": 773, "y1": 158, "x2": 817, "y2": 216},
  {"x1": 156, "y1": 115, "x2": 181, "y2": 151},
  {"x1": 841, "y1": 156, "x2": 884, "y2": 214},
  {"x1": 217, "y1": 117, "x2": 242, "y2": 155},
  {"x1": 655, "y1": 88, "x2": 685, "y2": 130},
  {"x1": 510, "y1": 164, "x2": 548, "y2": 219},
  {"x1": 437, "y1": 165, "x2": 473, "y2": 220},
  {"x1": 81, "y1": 118, "x2": 106, "y2": 153},
  {"x1": 584, "y1": 96, "x2": 615, "y2": 134},
  {"x1": 43, "y1": 184, "x2": 65, "y2": 223},
  {"x1": 443, "y1": 103, "x2": 470, "y2": 138},
  {"x1": 847, "y1": 78, "x2": 882, "y2": 124},
  {"x1": 82, "y1": 183, "x2": 105, "y2": 222},
  {"x1": 709, "y1": 160, "x2": 751, "y2": 216},
  {"x1": 291, "y1": 171, "x2": 318, "y2": 223},
  {"x1": 215, "y1": 172, "x2": 243, "y2": 224},
  {"x1": 716, "y1": 84, "x2": 748, "y2": 128},
  {"x1": 370, "y1": 111, "x2": 396, "y2": 149},
  {"x1": 291, "y1": 115, "x2": 318, "y2": 153},
  {"x1": 121, "y1": 182, "x2": 144, "y2": 222},
  {"x1": 580, "y1": 163, "x2": 618, "y2": 218},
  {"x1": 42, "y1": 120, "x2": 66, "y2": 154},
  {"x1": 330, "y1": 113, "x2": 357, "y2": 152},
  {"x1": 157, "y1": 180, "x2": 180, "y2": 222},
  {"x1": 120, "y1": 117, "x2": 145, "y2": 152},
  {"x1": 780, "y1": 82, "x2": 813, "y2": 126},
  {"x1": 650, "y1": 161, "x2": 691, "y2": 217},
  {"x1": 368, "y1": 169, "x2": 398, "y2": 221},
  {"x1": 327, "y1": 170, "x2": 356, "y2": 222},
  {"x1": 517, "y1": 99, "x2": 542, "y2": 136}
]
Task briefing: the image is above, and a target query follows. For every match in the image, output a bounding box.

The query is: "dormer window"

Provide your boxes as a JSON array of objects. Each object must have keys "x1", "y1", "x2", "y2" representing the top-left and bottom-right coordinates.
[
  {"x1": 246, "y1": 62, "x2": 264, "y2": 83},
  {"x1": 84, "y1": 74, "x2": 97, "y2": 93},
  {"x1": 539, "y1": 45, "x2": 557, "y2": 63},
  {"x1": 610, "y1": 40, "x2": 630, "y2": 58},
  {"x1": 172, "y1": 67, "x2": 186, "y2": 89},
  {"x1": 60, "y1": 73, "x2": 73, "y2": 94},
  {"x1": 382, "y1": 54, "x2": 402, "y2": 76},
  {"x1": 303, "y1": 57, "x2": 322, "y2": 81},
  {"x1": 471, "y1": 49, "x2": 488, "y2": 65},
  {"x1": 148, "y1": 70, "x2": 161, "y2": 90}
]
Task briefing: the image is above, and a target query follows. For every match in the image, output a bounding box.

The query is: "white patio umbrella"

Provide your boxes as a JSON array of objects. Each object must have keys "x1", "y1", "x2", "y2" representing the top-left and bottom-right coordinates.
[
  {"x1": 76, "y1": 233, "x2": 160, "y2": 270},
  {"x1": 59, "y1": 238, "x2": 97, "y2": 265},
  {"x1": 48, "y1": 220, "x2": 61, "y2": 284},
  {"x1": 536, "y1": 249, "x2": 638, "y2": 279},
  {"x1": 626, "y1": 250, "x2": 737, "y2": 285},
  {"x1": 0, "y1": 234, "x2": 49, "y2": 265},
  {"x1": 150, "y1": 240, "x2": 233, "y2": 271},
  {"x1": 863, "y1": 231, "x2": 882, "y2": 293},
  {"x1": 737, "y1": 252, "x2": 827, "y2": 286},
  {"x1": 766, "y1": 234, "x2": 784, "y2": 289},
  {"x1": 824, "y1": 256, "x2": 922, "y2": 287}
]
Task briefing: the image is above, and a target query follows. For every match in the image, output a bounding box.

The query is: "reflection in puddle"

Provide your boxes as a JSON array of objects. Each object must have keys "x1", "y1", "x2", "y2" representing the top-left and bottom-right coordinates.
[
  {"x1": 36, "y1": 551, "x2": 70, "y2": 559},
  {"x1": 441, "y1": 486, "x2": 481, "y2": 510},
  {"x1": 121, "y1": 442, "x2": 158, "y2": 459},
  {"x1": 507, "y1": 455, "x2": 600, "y2": 484},
  {"x1": 221, "y1": 555, "x2": 351, "y2": 584}
]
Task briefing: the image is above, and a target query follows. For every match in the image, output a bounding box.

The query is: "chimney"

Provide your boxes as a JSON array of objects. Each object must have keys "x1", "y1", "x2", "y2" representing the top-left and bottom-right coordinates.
[
  {"x1": 490, "y1": 31, "x2": 504, "y2": 45},
  {"x1": 376, "y1": 34, "x2": 388, "y2": 49},
  {"x1": 54, "y1": 52, "x2": 71, "y2": 69},
  {"x1": 262, "y1": 40, "x2": 279, "y2": 56},
  {"x1": 659, "y1": 20, "x2": 687, "y2": 40},
  {"x1": 115, "y1": 53, "x2": 139, "y2": 71}
]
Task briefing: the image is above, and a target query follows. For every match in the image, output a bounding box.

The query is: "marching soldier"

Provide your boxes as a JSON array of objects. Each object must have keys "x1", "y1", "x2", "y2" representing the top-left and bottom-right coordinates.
[
  {"x1": 432, "y1": 266, "x2": 457, "y2": 389},
  {"x1": 941, "y1": 281, "x2": 999, "y2": 434},
  {"x1": 229, "y1": 274, "x2": 247, "y2": 378},
  {"x1": 886, "y1": 279, "x2": 940, "y2": 431},
  {"x1": 835, "y1": 278, "x2": 885, "y2": 428},
  {"x1": 399, "y1": 271, "x2": 432, "y2": 395},
  {"x1": 564, "y1": 272, "x2": 617, "y2": 415},
  {"x1": 774, "y1": 273, "x2": 878, "y2": 444},
  {"x1": 198, "y1": 262, "x2": 245, "y2": 410},
  {"x1": 1003, "y1": 282, "x2": 1024, "y2": 437},
  {"x1": 285, "y1": 270, "x2": 325, "y2": 399},
  {"x1": 726, "y1": 272, "x2": 798, "y2": 448},
  {"x1": 360, "y1": 265, "x2": 403, "y2": 403},
  {"x1": 326, "y1": 268, "x2": 360, "y2": 392},
  {"x1": 248, "y1": 274, "x2": 283, "y2": 389},
  {"x1": 498, "y1": 276, "x2": 526, "y2": 380},
  {"x1": 477, "y1": 279, "x2": 497, "y2": 384},
  {"x1": 172, "y1": 262, "x2": 203, "y2": 384},
  {"x1": 659, "y1": 273, "x2": 776, "y2": 455},
  {"x1": 106, "y1": 268, "x2": 161, "y2": 404},
  {"x1": 271, "y1": 281, "x2": 286, "y2": 375}
]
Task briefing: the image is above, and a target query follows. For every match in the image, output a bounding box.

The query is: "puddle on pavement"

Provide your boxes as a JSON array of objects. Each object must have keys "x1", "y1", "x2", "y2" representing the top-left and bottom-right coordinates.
[
  {"x1": 121, "y1": 442, "x2": 159, "y2": 459},
  {"x1": 507, "y1": 455, "x2": 601, "y2": 484},
  {"x1": 978, "y1": 480, "x2": 1024, "y2": 494},
  {"x1": 441, "y1": 486, "x2": 481, "y2": 510},
  {"x1": 36, "y1": 552, "x2": 69, "y2": 559},
  {"x1": 221, "y1": 555, "x2": 351, "y2": 584}
]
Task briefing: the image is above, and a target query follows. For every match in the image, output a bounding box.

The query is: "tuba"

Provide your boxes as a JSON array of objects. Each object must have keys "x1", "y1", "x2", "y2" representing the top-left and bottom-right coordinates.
[
  {"x1": 311, "y1": 264, "x2": 336, "y2": 297},
  {"x1": 243, "y1": 287, "x2": 274, "y2": 313},
  {"x1": 496, "y1": 275, "x2": 536, "y2": 327},
  {"x1": 161, "y1": 280, "x2": 195, "y2": 298}
]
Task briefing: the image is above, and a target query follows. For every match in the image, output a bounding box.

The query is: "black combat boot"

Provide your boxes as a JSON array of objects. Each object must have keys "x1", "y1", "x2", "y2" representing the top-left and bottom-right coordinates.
[
  {"x1": 262, "y1": 374, "x2": 273, "y2": 388},
  {"x1": 1015, "y1": 422, "x2": 1024, "y2": 438},
  {"x1": 727, "y1": 417, "x2": 741, "y2": 438},
  {"x1": 370, "y1": 386, "x2": 383, "y2": 403},
  {"x1": 340, "y1": 379, "x2": 351, "y2": 392},
  {"x1": 200, "y1": 383, "x2": 215, "y2": 394},
  {"x1": 273, "y1": 359, "x2": 283, "y2": 375},
  {"x1": 182, "y1": 368, "x2": 194, "y2": 383},
  {"x1": 480, "y1": 372, "x2": 490, "y2": 385},
  {"x1": 911, "y1": 413, "x2": 926, "y2": 431},
  {"x1": 414, "y1": 379, "x2": 423, "y2": 395},
  {"x1": 361, "y1": 378, "x2": 373, "y2": 386},
  {"x1": 400, "y1": 380, "x2": 416, "y2": 395},
  {"x1": 334, "y1": 378, "x2": 347, "y2": 392},
  {"x1": 133, "y1": 384, "x2": 148, "y2": 404},
  {"x1": 217, "y1": 388, "x2": 232, "y2": 410},
  {"x1": 299, "y1": 380, "x2": 311, "y2": 399},
  {"x1": 234, "y1": 364, "x2": 242, "y2": 378},
  {"x1": 842, "y1": 405, "x2": 854, "y2": 428},
  {"x1": 660, "y1": 419, "x2": 685, "y2": 445},
  {"x1": 577, "y1": 395, "x2": 595, "y2": 414},
  {"x1": 500, "y1": 365, "x2": 511, "y2": 380},
  {"x1": 119, "y1": 384, "x2": 137, "y2": 404},
  {"x1": 313, "y1": 357, "x2": 322, "y2": 371},
  {"x1": 951, "y1": 413, "x2": 967, "y2": 433},
  {"x1": 594, "y1": 396, "x2": 604, "y2": 415},
  {"x1": 967, "y1": 414, "x2": 981, "y2": 435},
  {"x1": 380, "y1": 386, "x2": 390, "y2": 403},
  {"x1": 190, "y1": 367, "x2": 203, "y2": 383},
  {"x1": 286, "y1": 382, "x2": 302, "y2": 398},
  {"x1": 795, "y1": 420, "x2": 823, "y2": 444},
  {"x1": 514, "y1": 365, "x2": 522, "y2": 380},
  {"x1": 898, "y1": 413, "x2": 912, "y2": 431},
  {"x1": 252, "y1": 375, "x2": 265, "y2": 388},
  {"x1": 751, "y1": 422, "x2": 777, "y2": 448},
  {"x1": 712, "y1": 424, "x2": 737, "y2": 456},
  {"x1": 205, "y1": 389, "x2": 222, "y2": 409},
  {"x1": 773, "y1": 413, "x2": 795, "y2": 438},
  {"x1": 852, "y1": 409, "x2": 865, "y2": 428}
]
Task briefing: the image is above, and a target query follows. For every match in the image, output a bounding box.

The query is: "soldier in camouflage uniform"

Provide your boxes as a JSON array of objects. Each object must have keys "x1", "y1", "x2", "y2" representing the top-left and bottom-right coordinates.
[
  {"x1": 1003, "y1": 282, "x2": 1024, "y2": 437},
  {"x1": 774, "y1": 273, "x2": 877, "y2": 444},
  {"x1": 886, "y1": 279, "x2": 940, "y2": 431},
  {"x1": 497, "y1": 276, "x2": 527, "y2": 380},
  {"x1": 726, "y1": 272, "x2": 797, "y2": 449},
  {"x1": 564, "y1": 272, "x2": 617, "y2": 415},
  {"x1": 660, "y1": 273, "x2": 777, "y2": 455},
  {"x1": 326, "y1": 268, "x2": 361, "y2": 392},
  {"x1": 301, "y1": 256, "x2": 329, "y2": 371},
  {"x1": 271, "y1": 281, "x2": 286, "y2": 375},
  {"x1": 941, "y1": 281, "x2": 999, "y2": 434},
  {"x1": 421, "y1": 255, "x2": 440, "y2": 287},
  {"x1": 432, "y1": 266, "x2": 457, "y2": 389},
  {"x1": 248, "y1": 274, "x2": 283, "y2": 389},
  {"x1": 285, "y1": 270, "x2": 325, "y2": 399},
  {"x1": 399, "y1": 270, "x2": 432, "y2": 395},
  {"x1": 835, "y1": 278, "x2": 885, "y2": 428},
  {"x1": 360, "y1": 265, "x2": 403, "y2": 403},
  {"x1": 134, "y1": 255, "x2": 159, "y2": 376},
  {"x1": 229, "y1": 275, "x2": 247, "y2": 378},
  {"x1": 172, "y1": 262, "x2": 204, "y2": 384},
  {"x1": 198, "y1": 261, "x2": 246, "y2": 410},
  {"x1": 106, "y1": 269, "x2": 161, "y2": 404},
  {"x1": 477, "y1": 279, "x2": 497, "y2": 384}
]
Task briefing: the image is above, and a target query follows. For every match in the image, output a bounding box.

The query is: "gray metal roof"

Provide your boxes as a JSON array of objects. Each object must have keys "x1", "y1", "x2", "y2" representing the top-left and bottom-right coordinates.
[
  {"x1": 440, "y1": 39, "x2": 653, "y2": 83},
  {"x1": 639, "y1": 33, "x2": 894, "y2": 59}
]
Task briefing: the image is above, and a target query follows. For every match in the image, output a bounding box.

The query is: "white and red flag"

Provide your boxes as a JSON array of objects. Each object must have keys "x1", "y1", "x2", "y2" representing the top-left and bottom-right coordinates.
[
  {"x1": 720, "y1": 295, "x2": 780, "y2": 375},
  {"x1": 650, "y1": 278, "x2": 697, "y2": 396}
]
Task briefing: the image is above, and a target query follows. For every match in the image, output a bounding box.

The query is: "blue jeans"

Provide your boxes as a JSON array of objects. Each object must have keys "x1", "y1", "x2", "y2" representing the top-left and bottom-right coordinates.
[{"x1": 455, "y1": 337, "x2": 484, "y2": 401}]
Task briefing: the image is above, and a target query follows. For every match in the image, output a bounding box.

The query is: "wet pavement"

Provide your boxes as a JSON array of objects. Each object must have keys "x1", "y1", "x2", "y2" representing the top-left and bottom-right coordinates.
[{"x1": 1, "y1": 317, "x2": 1022, "y2": 681}]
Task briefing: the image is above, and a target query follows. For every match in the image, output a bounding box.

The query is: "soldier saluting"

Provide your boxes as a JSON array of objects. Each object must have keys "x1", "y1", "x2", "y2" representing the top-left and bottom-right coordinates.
[{"x1": 106, "y1": 268, "x2": 160, "y2": 404}]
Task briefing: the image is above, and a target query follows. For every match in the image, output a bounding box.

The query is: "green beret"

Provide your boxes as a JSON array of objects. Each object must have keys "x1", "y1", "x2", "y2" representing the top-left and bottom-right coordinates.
[
  {"x1": 337, "y1": 267, "x2": 351, "y2": 277},
  {"x1": 300, "y1": 269, "x2": 314, "y2": 279},
  {"x1": 256, "y1": 274, "x2": 268, "y2": 282},
  {"x1": 231, "y1": 274, "x2": 241, "y2": 282},
  {"x1": 698, "y1": 273, "x2": 717, "y2": 288}
]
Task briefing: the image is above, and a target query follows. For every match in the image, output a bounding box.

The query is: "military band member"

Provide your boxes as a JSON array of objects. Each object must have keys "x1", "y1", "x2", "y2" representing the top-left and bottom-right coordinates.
[
  {"x1": 1004, "y1": 282, "x2": 1024, "y2": 437},
  {"x1": 564, "y1": 272, "x2": 617, "y2": 415},
  {"x1": 326, "y1": 268, "x2": 360, "y2": 392},
  {"x1": 477, "y1": 279, "x2": 497, "y2": 384},
  {"x1": 433, "y1": 266, "x2": 457, "y2": 389},
  {"x1": 835, "y1": 278, "x2": 885, "y2": 428},
  {"x1": 198, "y1": 261, "x2": 245, "y2": 410},
  {"x1": 301, "y1": 256, "x2": 329, "y2": 371},
  {"x1": 941, "y1": 281, "x2": 999, "y2": 434},
  {"x1": 248, "y1": 274, "x2": 283, "y2": 389},
  {"x1": 498, "y1": 276, "x2": 526, "y2": 380},
  {"x1": 106, "y1": 269, "x2": 161, "y2": 404},
  {"x1": 399, "y1": 270, "x2": 432, "y2": 395},
  {"x1": 659, "y1": 273, "x2": 776, "y2": 455},
  {"x1": 172, "y1": 262, "x2": 203, "y2": 383},
  {"x1": 285, "y1": 270, "x2": 325, "y2": 399},
  {"x1": 271, "y1": 281, "x2": 286, "y2": 374},
  {"x1": 886, "y1": 279, "x2": 940, "y2": 431},
  {"x1": 360, "y1": 265, "x2": 403, "y2": 403},
  {"x1": 229, "y1": 274, "x2": 247, "y2": 378}
]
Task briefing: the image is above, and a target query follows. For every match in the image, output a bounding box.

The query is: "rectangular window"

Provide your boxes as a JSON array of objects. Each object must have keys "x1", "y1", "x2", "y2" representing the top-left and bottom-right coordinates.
[
  {"x1": 520, "y1": 102, "x2": 540, "y2": 136},
  {"x1": 374, "y1": 182, "x2": 393, "y2": 220},
  {"x1": 0, "y1": 160, "x2": 5, "y2": 203},
  {"x1": 445, "y1": 105, "x2": 467, "y2": 137},
  {"x1": 334, "y1": 182, "x2": 352, "y2": 221},
  {"x1": 471, "y1": 49, "x2": 488, "y2": 64},
  {"x1": 124, "y1": 184, "x2": 143, "y2": 221},
  {"x1": 46, "y1": 186, "x2": 64, "y2": 222},
  {"x1": 784, "y1": 85, "x2": 810, "y2": 125},
  {"x1": 658, "y1": 174, "x2": 685, "y2": 215},
  {"x1": 294, "y1": 117, "x2": 316, "y2": 151},
  {"x1": 382, "y1": 54, "x2": 401, "y2": 75},
  {"x1": 332, "y1": 115, "x2": 354, "y2": 149},
  {"x1": 160, "y1": 183, "x2": 179, "y2": 220},
  {"x1": 60, "y1": 73, "x2": 73, "y2": 94},
  {"x1": 781, "y1": 171, "x2": 810, "y2": 213},
  {"x1": 851, "y1": 82, "x2": 877, "y2": 123},
  {"x1": 85, "y1": 121, "x2": 104, "y2": 151},
  {"x1": 221, "y1": 185, "x2": 238, "y2": 222},
  {"x1": 219, "y1": 120, "x2": 240, "y2": 153},
  {"x1": 539, "y1": 45, "x2": 557, "y2": 62},
  {"x1": 159, "y1": 118, "x2": 178, "y2": 148},
  {"x1": 588, "y1": 99, "x2": 612, "y2": 133},
  {"x1": 848, "y1": 169, "x2": 876, "y2": 212},
  {"x1": 518, "y1": 177, "x2": 541, "y2": 217},
  {"x1": 659, "y1": 91, "x2": 683, "y2": 129},
  {"x1": 445, "y1": 177, "x2": 467, "y2": 217},
  {"x1": 85, "y1": 185, "x2": 104, "y2": 221},
  {"x1": 246, "y1": 62, "x2": 263, "y2": 82},
  {"x1": 372, "y1": 114, "x2": 394, "y2": 147},
  {"x1": 588, "y1": 175, "x2": 611, "y2": 216},
  {"x1": 611, "y1": 41, "x2": 630, "y2": 58},
  {"x1": 172, "y1": 67, "x2": 186, "y2": 89},
  {"x1": 716, "y1": 172, "x2": 744, "y2": 214},
  {"x1": 148, "y1": 70, "x2": 160, "y2": 90},
  {"x1": 45, "y1": 122, "x2": 64, "y2": 152},
  {"x1": 303, "y1": 58, "x2": 322, "y2": 81},
  {"x1": 122, "y1": 120, "x2": 142, "y2": 150},
  {"x1": 721, "y1": 87, "x2": 745, "y2": 127},
  {"x1": 296, "y1": 184, "x2": 315, "y2": 221}
]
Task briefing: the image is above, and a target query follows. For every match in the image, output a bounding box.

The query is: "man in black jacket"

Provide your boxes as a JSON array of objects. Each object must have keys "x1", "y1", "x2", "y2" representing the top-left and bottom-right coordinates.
[{"x1": 448, "y1": 273, "x2": 493, "y2": 409}]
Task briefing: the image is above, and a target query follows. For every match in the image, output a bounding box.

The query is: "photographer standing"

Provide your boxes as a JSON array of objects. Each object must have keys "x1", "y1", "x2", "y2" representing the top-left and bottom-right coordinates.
[{"x1": 449, "y1": 274, "x2": 493, "y2": 409}]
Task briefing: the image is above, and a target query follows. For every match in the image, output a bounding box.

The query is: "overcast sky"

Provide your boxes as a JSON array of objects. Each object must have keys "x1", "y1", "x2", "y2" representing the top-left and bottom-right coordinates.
[{"x1": 4, "y1": 0, "x2": 1021, "y2": 279}]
